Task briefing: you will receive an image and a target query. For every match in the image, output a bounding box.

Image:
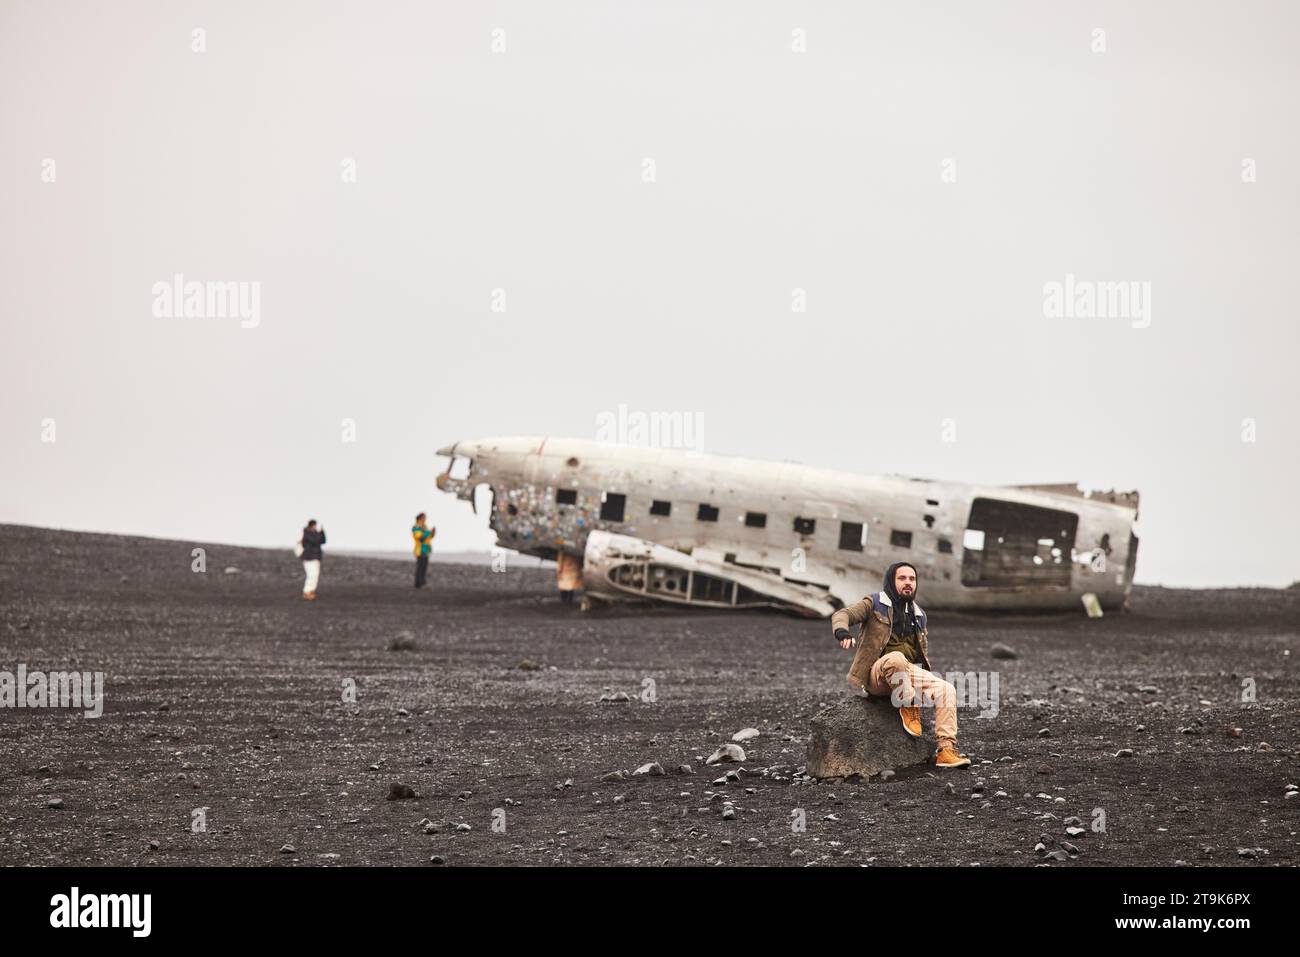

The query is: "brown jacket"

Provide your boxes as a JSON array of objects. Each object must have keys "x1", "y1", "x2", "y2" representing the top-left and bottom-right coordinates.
[{"x1": 832, "y1": 592, "x2": 932, "y2": 691}]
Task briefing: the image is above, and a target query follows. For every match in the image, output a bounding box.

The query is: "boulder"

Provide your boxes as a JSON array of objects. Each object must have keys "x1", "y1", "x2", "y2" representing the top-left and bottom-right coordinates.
[{"x1": 805, "y1": 695, "x2": 933, "y2": 779}]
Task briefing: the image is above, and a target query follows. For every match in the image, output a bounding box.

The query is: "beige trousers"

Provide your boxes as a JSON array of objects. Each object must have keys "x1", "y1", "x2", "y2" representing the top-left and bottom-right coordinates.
[{"x1": 867, "y1": 651, "x2": 958, "y2": 750}]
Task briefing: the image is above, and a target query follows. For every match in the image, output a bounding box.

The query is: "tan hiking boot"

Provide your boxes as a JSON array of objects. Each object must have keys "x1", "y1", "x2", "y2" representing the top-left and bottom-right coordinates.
[
  {"x1": 935, "y1": 745, "x2": 971, "y2": 768},
  {"x1": 899, "y1": 705, "x2": 922, "y2": 738}
]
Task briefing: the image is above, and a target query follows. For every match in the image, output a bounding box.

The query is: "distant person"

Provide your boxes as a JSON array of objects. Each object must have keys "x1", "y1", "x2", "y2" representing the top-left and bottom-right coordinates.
[
  {"x1": 300, "y1": 519, "x2": 326, "y2": 600},
  {"x1": 556, "y1": 551, "x2": 582, "y2": 605},
  {"x1": 411, "y1": 513, "x2": 435, "y2": 588},
  {"x1": 833, "y1": 561, "x2": 971, "y2": 768}
]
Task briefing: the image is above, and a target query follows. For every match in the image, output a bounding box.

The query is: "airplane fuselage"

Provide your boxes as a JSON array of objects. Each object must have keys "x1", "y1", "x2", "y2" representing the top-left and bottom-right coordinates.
[{"x1": 435, "y1": 436, "x2": 1139, "y2": 614}]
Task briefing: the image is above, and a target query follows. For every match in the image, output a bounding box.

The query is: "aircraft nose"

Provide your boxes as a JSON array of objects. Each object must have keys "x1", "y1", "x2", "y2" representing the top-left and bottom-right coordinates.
[{"x1": 436, "y1": 441, "x2": 460, "y2": 457}]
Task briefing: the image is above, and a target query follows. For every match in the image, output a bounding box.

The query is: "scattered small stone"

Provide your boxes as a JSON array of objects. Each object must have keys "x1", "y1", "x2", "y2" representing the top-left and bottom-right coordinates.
[
  {"x1": 516, "y1": 659, "x2": 542, "y2": 671},
  {"x1": 148, "y1": 840, "x2": 159, "y2": 851},
  {"x1": 387, "y1": 783, "x2": 418, "y2": 800},
  {"x1": 47, "y1": 798, "x2": 63, "y2": 810},
  {"x1": 879, "y1": 769, "x2": 895, "y2": 782},
  {"x1": 430, "y1": 855, "x2": 445, "y2": 865},
  {"x1": 1037, "y1": 728, "x2": 1051, "y2": 737},
  {"x1": 600, "y1": 770, "x2": 627, "y2": 783},
  {"x1": 1065, "y1": 826, "x2": 1086, "y2": 837},
  {"x1": 280, "y1": 844, "x2": 296, "y2": 854},
  {"x1": 721, "y1": 807, "x2": 736, "y2": 820},
  {"x1": 1227, "y1": 727, "x2": 1243, "y2": 738},
  {"x1": 599, "y1": 691, "x2": 632, "y2": 704},
  {"x1": 1044, "y1": 850, "x2": 1070, "y2": 862},
  {"x1": 388, "y1": 632, "x2": 418, "y2": 652},
  {"x1": 455, "y1": 823, "x2": 472, "y2": 832},
  {"x1": 990, "y1": 643, "x2": 1018, "y2": 660},
  {"x1": 732, "y1": 728, "x2": 761, "y2": 743},
  {"x1": 1115, "y1": 748, "x2": 1134, "y2": 758},
  {"x1": 677, "y1": 764, "x2": 694, "y2": 775},
  {"x1": 632, "y1": 762, "x2": 665, "y2": 777},
  {"x1": 705, "y1": 744, "x2": 746, "y2": 765},
  {"x1": 223, "y1": 566, "x2": 240, "y2": 574}
]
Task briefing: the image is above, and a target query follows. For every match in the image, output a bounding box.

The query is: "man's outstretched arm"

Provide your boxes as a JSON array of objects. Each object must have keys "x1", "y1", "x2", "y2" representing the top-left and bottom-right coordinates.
[{"x1": 831, "y1": 599, "x2": 870, "y2": 649}]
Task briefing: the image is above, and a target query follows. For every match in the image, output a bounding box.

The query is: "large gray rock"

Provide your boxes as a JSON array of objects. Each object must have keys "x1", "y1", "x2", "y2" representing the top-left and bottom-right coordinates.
[{"x1": 806, "y1": 695, "x2": 933, "y2": 779}]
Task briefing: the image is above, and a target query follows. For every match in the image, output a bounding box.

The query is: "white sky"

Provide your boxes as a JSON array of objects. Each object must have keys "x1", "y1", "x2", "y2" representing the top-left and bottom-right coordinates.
[{"x1": 2, "y1": 1, "x2": 1297, "y2": 587}]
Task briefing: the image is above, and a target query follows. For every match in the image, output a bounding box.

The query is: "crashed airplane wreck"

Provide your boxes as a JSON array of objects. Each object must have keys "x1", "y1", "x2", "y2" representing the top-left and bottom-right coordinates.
[{"x1": 435, "y1": 437, "x2": 1139, "y2": 616}]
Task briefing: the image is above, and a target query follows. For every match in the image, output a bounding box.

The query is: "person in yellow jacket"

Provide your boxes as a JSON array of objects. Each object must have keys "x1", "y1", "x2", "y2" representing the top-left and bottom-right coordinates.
[{"x1": 411, "y1": 513, "x2": 435, "y2": 588}]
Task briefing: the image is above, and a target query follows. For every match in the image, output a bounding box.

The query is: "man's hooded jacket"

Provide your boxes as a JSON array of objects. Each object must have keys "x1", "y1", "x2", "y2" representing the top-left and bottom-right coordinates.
[{"x1": 831, "y1": 561, "x2": 932, "y2": 691}]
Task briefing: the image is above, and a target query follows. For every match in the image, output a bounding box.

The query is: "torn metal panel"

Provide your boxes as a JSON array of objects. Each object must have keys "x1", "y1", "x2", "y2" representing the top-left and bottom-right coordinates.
[{"x1": 582, "y1": 531, "x2": 835, "y2": 617}]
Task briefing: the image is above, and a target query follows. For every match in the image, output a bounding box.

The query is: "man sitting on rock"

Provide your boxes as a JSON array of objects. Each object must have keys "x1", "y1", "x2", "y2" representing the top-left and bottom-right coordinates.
[{"x1": 833, "y1": 561, "x2": 971, "y2": 768}]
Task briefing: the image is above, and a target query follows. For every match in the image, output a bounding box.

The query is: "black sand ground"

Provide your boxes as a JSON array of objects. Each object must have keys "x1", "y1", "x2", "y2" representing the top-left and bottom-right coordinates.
[{"x1": 1, "y1": 524, "x2": 1296, "y2": 866}]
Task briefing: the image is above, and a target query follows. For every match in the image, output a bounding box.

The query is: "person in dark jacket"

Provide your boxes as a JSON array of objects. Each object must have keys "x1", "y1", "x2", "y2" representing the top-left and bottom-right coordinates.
[{"x1": 300, "y1": 519, "x2": 326, "y2": 600}]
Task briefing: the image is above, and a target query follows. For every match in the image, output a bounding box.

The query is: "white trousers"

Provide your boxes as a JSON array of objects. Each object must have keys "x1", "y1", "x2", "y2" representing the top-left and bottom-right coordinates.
[{"x1": 302, "y1": 559, "x2": 321, "y2": 593}]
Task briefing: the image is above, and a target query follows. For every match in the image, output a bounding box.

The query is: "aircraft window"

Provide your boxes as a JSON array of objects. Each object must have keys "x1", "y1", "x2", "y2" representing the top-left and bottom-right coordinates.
[
  {"x1": 891, "y1": 530, "x2": 912, "y2": 548},
  {"x1": 926, "y1": 498, "x2": 940, "y2": 506},
  {"x1": 650, "y1": 500, "x2": 671, "y2": 516},
  {"x1": 793, "y1": 517, "x2": 816, "y2": 535},
  {"x1": 838, "y1": 522, "x2": 865, "y2": 552},
  {"x1": 697, "y1": 504, "x2": 720, "y2": 522},
  {"x1": 937, "y1": 538, "x2": 953, "y2": 554},
  {"x1": 600, "y1": 492, "x2": 626, "y2": 522},
  {"x1": 923, "y1": 514, "x2": 935, "y2": 528},
  {"x1": 963, "y1": 529, "x2": 985, "y2": 551},
  {"x1": 745, "y1": 511, "x2": 767, "y2": 528},
  {"x1": 556, "y1": 489, "x2": 577, "y2": 506}
]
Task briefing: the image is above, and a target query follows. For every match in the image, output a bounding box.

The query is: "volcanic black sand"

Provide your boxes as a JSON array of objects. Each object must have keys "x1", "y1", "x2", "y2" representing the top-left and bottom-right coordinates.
[{"x1": 2, "y1": 524, "x2": 1296, "y2": 866}]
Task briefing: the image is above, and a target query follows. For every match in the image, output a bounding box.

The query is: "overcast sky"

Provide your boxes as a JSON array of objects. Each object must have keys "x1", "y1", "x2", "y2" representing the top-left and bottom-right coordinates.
[{"x1": 3, "y1": 1, "x2": 1297, "y2": 587}]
